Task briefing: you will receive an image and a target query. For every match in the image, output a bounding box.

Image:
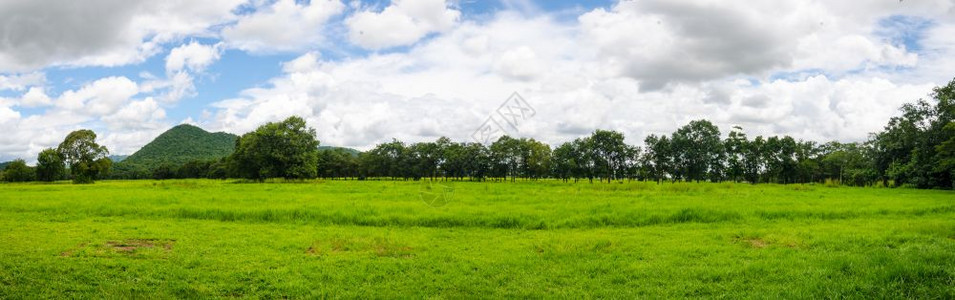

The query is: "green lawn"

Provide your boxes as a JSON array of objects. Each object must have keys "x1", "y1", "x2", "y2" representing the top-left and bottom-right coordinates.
[{"x1": 1, "y1": 180, "x2": 953, "y2": 298}]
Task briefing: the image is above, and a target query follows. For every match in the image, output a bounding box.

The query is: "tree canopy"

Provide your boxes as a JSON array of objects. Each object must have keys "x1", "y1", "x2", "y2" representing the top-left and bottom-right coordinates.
[
  {"x1": 56, "y1": 130, "x2": 110, "y2": 184},
  {"x1": 230, "y1": 116, "x2": 320, "y2": 180}
]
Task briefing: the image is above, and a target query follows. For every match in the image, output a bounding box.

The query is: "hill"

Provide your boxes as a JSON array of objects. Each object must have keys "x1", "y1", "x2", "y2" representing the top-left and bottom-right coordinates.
[{"x1": 119, "y1": 124, "x2": 238, "y2": 169}]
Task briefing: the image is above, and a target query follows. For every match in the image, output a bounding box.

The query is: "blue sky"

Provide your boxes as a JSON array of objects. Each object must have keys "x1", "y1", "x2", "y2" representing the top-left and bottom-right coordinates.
[{"x1": 1, "y1": 0, "x2": 954, "y2": 162}]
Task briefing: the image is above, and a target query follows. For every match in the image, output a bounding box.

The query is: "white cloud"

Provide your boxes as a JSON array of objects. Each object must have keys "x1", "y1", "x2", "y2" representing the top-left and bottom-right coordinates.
[
  {"x1": 346, "y1": 0, "x2": 460, "y2": 49},
  {"x1": 166, "y1": 42, "x2": 222, "y2": 73},
  {"x1": 19, "y1": 87, "x2": 52, "y2": 107},
  {"x1": 0, "y1": 72, "x2": 44, "y2": 91},
  {"x1": 56, "y1": 76, "x2": 140, "y2": 116},
  {"x1": 103, "y1": 97, "x2": 167, "y2": 131},
  {"x1": 222, "y1": 0, "x2": 345, "y2": 53},
  {"x1": 154, "y1": 42, "x2": 224, "y2": 103}
]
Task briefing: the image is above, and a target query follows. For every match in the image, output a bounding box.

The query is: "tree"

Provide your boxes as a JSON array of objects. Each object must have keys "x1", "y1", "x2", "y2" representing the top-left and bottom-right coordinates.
[
  {"x1": 490, "y1": 136, "x2": 522, "y2": 181},
  {"x1": 642, "y1": 134, "x2": 672, "y2": 183},
  {"x1": 671, "y1": 120, "x2": 722, "y2": 182},
  {"x1": 742, "y1": 136, "x2": 765, "y2": 183},
  {"x1": 937, "y1": 122, "x2": 955, "y2": 188},
  {"x1": 724, "y1": 126, "x2": 747, "y2": 182},
  {"x1": 461, "y1": 142, "x2": 491, "y2": 181},
  {"x1": 152, "y1": 163, "x2": 177, "y2": 180},
  {"x1": 522, "y1": 138, "x2": 552, "y2": 180},
  {"x1": 1, "y1": 159, "x2": 34, "y2": 182},
  {"x1": 230, "y1": 116, "x2": 320, "y2": 181},
  {"x1": 57, "y1": 130, "x2": 110, "y2": 184},
  {"x1": 552, "y1": 142, "x2": 577, "y2": 182},
  {"x1": 36, "y1": 148, "x2": 66, "y2": 182},
  {"x1": 588, "y1": 130, "x2": 628, "y2": 183}
]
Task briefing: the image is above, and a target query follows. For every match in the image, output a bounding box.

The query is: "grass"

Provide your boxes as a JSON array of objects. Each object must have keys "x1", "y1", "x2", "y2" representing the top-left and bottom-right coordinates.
[{"x1": 0, "y1": 179, "x2": 953, "y2": 298}]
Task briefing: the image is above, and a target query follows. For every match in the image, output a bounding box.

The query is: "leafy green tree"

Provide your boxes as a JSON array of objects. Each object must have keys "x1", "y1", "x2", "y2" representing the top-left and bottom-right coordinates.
[
  {"x1": 360, "y1": 139, "x2": 406, "y2": 180},
  {"x1": 642, "y1": 134, "x2": 672, "y2": 183},
  {"x1": 742, "y1": 136, "x2": 765, "y2": 183},
  {"x1": 552, "y1": 142, "x2": 577, "y2": 182},
  {"x1": 671, "y1": 120, "x2": 722, "y2": 182},
  {"x1": 588, "y1": 130, "x2": 629, "y2": 183},
  {"x1": 317, "y1": 148, "x2": 358, "y2": 180},
  {"x1": 1, "y1": 159, "x2": 34, "y2": 182},
  {"x1": 152, "y1": 164, "x2": 177, "y2": 180},
  {"x1": 724, "y1": 126, "x2": 747, "y2": 182},
  {"x1": 230, "y1": 116, "x2": 320, "y2": 181},
  {"x1": 937, "y1": 122, "x2": 955, "y2": 187},
  {"x1": 522, "y1": 138, "x2": 552, "y2": 180},
  {"x1": 490, "y1": 136, "x2": 523, "y2": 181},
  {"x1": 36, "y1": 148, "x2": 66, "y2": 182},
  {"x1": 461, "y1": 142, "x2": 491, "y2": 181},
  {"x1": 57, "y1": 130, "x2": 110, "y2": 184},
  {"x1": 177, "y1": 160, "x2": 212, "y2": 179},
  {"x1": 207, "y1": 158, "x2": 229, "y2": 179}
]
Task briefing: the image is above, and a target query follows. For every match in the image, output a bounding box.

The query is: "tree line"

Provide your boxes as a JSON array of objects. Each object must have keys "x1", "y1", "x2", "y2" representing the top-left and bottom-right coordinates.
[{"x1": 3, "y1": 79, "x2": 954, "y2": 189}]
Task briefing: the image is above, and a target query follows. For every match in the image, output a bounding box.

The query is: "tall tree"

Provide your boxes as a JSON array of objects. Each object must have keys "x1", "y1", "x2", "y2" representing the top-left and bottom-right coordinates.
[
  {"x1": 724, "y1": 126, "x2": 748, "y2": 182},
  {"x1": 670, "y1": 120, "x2": 722, "y2": 182},
  {"x1": 36, "y1": 148, "x2": 66, "y2": 182},
  {"x1": 522, "y1": 138, "x2": 552, "y2": 180},
  {"x1": 57, "y1": 129, "x2": 110, "y2": 184},
  {"x1": 642, "y1": 134, "x2": 673, "y2": 183},
  {"x1": 230, "y1": 116, "x2": 320, "y2": 181},
  {"x1": 490, "y1": 136, "x2": 522, "y2": 181},
  {"x1": 588, "y1": 130, "x2": 629, "y2": 183}
]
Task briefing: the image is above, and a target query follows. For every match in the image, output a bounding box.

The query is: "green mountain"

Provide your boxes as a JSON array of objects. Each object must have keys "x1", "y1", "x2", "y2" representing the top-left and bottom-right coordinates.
[{"x1": 119, "y1": 124, "x2": 238, "y2": 169}]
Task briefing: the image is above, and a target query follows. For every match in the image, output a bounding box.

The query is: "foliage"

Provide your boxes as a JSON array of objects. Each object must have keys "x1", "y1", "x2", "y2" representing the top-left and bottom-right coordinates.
[
  {"x1": 57, "y1": 129, "x2": 110, "y2": 184},
  {"x1": 115, "y1": 124, "x2": 237, "y2": 178},
  {"x1": 230, "y1": 116, "x2": 320, "y2": 180},
  {"x1": 1, "y1": 159, "x2": 34, "y2": 182},
  {"x1": 35, "y1": 148, "x2": 65, "y2": 182}
]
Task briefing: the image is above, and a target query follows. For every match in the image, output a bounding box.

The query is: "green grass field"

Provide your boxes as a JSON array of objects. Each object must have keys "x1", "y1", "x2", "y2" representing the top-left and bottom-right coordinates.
[{"x1": 1, "y1": 180, "x2": 953, "y2": 298}]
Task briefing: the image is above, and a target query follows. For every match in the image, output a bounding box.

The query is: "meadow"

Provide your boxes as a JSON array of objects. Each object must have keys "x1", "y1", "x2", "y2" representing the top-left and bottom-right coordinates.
[{"x1": 0, "y1": 179, "x2": 953, "y2": 298}]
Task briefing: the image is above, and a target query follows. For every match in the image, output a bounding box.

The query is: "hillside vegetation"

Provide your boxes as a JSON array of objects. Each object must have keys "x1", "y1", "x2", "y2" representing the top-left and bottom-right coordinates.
[{"x1": 112, "y1": 125, "x2": 237, "y2": 176}]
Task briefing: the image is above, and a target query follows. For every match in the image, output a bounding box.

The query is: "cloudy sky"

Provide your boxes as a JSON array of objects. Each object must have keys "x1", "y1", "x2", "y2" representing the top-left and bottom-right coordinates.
[{"x1": 1, "y1": 0, "x2": 954, "y2": 161}]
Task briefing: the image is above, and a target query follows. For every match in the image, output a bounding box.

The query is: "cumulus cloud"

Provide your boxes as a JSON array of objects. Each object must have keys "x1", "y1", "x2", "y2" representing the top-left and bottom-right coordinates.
[
  {"x1": 56, "y1": 76, "x2": 140, "y2": 116},
  {"x1": 0, "y1": 0, "x2": 243, "y2": 72},
  {"x1": 346, "y1": 0, "x2": 460, "y2": 49},
  {"x1": 153, "y1": 42, "x2": 224, "y2": 103},
  {"x1": 166, "y1": 42, "x2": 222, "y2": 73},
  {"x1": 0, "y1": 72, "x2": 44, "y2": 91},
  {"x1": 222, "y1": 0, "x2": 345, "y2": 53}
]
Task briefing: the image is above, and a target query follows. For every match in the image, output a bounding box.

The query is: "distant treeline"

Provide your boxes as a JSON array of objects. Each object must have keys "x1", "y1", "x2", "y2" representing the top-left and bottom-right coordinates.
[{"x1": 3, "y1": 79, "x2": 954, "y2": 188}]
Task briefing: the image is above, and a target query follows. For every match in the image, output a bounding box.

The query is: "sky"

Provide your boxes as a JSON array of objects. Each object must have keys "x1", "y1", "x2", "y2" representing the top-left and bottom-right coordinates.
[{"x1": 1, "y1": 0, "x2": 954, "y2": 162}]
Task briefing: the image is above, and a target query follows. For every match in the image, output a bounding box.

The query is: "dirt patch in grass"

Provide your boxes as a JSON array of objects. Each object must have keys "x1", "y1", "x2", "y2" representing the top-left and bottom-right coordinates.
[
  {"x1": 106, "y1": 239, "x2": 174, "y2": 253},
  {"x1": 59, "y1": 242, "x2": 88, "y2": 257},
  {"x1": 744, "y1": 238, "x2": 768, "y2": 248},
  {"x1": 60, "y1": 239, "x2": 175, "y2": 258}
]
